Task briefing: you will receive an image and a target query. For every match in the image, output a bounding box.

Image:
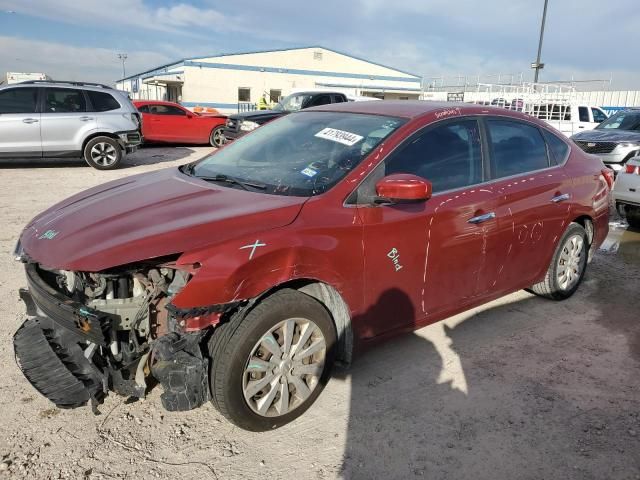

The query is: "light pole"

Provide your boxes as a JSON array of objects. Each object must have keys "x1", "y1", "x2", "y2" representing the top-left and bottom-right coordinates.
[
  {"x1": 532, "y1": 0, "x2": 549, "y2": 83},
  {"x1": 117, "y1": 53, "x2": 128, "y2": 79}
]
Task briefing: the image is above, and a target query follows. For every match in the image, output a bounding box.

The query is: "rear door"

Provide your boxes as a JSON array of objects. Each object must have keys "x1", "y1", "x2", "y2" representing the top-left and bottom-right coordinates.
[
  {"x1": 40, "y1": 87, "x2": 96, "y2": 154},
  {"x1": 0, "y1": 87, "x2": 41, "y2": 156},
  {"x1": 483, "y1": 118, "x2": 572, "y2": 291}
]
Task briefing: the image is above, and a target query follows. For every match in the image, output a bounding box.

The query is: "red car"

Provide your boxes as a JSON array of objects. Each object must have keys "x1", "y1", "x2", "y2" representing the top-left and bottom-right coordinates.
[
  {"x1": 134, "y1": 100, "x2": 226, "y2": 147},
  {"x1": 14, "y1": 101, "x2": 611, "y2": 431}
]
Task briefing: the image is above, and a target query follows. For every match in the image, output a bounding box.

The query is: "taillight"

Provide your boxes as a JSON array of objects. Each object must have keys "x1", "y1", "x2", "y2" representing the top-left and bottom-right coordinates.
[
  {"x1": 625, "y1": 164, "x2": 640, "y2": 174},
  {"x1": 601, "y1": 168, "x2": 615, "y2": 188}
]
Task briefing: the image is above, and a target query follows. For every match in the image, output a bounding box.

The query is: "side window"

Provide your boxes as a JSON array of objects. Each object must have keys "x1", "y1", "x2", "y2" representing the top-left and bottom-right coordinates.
[
  {"x1": 44, "y1": 88, "x2": 86, "y2": 113},
  {"x1": 87, "y1": 91, "x2": 121, "y2": 112},
  {"x1": 385, "y1": 119, "x2": 483, "y2": 193},
  {"x1": 147, "y1": 104, "x2": 185, "y2": 115},
  {"x1": 137, "y1": 105, "x2": 149, "y2": 113},
  {"x1": 307, "y1": 94, "x2": 332, "y2": 107},
  {"x1": 487, "y1": 119, "x2": 549, "y2": 178},
  {"x1": 578, "y1": 106, "x2": 590, "y2": 123},
  {"x1": 163, "y1": 105, "x2": 186, "y2": 116},
  {"x1": 0, "y1": 88, "x2": 38, "y2": 113},
  {"x1": 542, "y1": 129, "x2": 570, "y2": 165},
  {"x1": 332, "y1": 95, "x2": 346, "y2": 104},
  {"x1": 591, "y1": 108, "x2": 607, "y2": 123}
]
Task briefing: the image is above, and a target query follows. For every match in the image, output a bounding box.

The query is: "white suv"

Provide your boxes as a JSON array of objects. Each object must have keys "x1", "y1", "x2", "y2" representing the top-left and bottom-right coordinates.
[
  {"x1": 0, "y1": 80, "x2": 142, "y2": 170},
  {"x1": 613, "y1": 156, "x2": 640, "y2": 228}
]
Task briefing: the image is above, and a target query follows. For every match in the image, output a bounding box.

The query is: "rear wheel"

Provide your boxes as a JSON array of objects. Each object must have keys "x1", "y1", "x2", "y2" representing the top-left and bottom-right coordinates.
[
  {"x1": 209, "y1": 126, "x2": 225, "y2": 147},
  {"x1": 208, "y1": 289, "x2": 336, "y2": 431},
  {"x1": 84, "y1": 136, "x2": 122, "y2": 170},
  {"x1": 530, "y1": 222, "x2": 588, "y2": 300},
  {"x1": 625, "y1": 205, "x2": 640, "y2": 229}
]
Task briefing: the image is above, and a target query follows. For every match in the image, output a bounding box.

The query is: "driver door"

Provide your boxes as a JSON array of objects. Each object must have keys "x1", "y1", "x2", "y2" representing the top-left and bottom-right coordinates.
[{"x1": 354, "y1": 118, "x2": 497, "y2": 339}]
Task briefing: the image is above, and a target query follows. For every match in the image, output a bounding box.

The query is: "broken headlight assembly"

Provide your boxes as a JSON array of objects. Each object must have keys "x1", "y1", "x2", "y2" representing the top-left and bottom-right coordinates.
[{"x1": 13, "y1": 259, "x2": 213, "y2": 413}]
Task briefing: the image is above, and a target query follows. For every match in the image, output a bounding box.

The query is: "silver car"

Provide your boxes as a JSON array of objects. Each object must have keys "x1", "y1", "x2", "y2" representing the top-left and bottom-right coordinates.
[
  {"x1": 0, "y1": 80, "x2": 142, "y2": 170},
  {"x1": 571, "y1": 108, "x2": 640, "y2": 173}
]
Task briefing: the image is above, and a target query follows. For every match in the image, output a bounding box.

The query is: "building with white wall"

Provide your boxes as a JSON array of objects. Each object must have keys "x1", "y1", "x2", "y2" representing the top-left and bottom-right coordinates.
[{"x1": 116, "y1": 46, "x2": 422, "y2": 113}]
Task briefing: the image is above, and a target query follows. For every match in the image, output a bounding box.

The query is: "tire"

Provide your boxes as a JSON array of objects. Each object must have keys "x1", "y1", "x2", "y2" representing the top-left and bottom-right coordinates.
[
  {"x1": 83, "y1": 136, "x2": 123, "y2": 170},
  {"x1": 529, "y1": 222, "x2": 589, "y2": 300},
  {"x1": 208, "y1": 289, "x2": 336, "y2": 431},
  {"x1": 625, "y1": 205, "x2": 640, "y2": 229},
  {"x1": 209, "y1": 126, "x2": 225, "y2": 147}
]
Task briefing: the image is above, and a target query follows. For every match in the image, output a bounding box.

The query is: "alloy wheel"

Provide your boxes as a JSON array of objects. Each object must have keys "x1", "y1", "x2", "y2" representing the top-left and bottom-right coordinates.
[
  {"x1": 242, "y1": 318, "x2": 326, "y2": 417},
  {"x1": 211, "y1": 128, "x2": 225, "y2": 147},
  {"x1": 90, "y1": 142, "x2": 118, "y2": 167}
]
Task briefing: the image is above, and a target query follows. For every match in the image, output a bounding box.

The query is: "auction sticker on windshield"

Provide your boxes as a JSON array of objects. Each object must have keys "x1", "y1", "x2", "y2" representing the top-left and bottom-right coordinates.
[{"x1": 315, "y1": 128, "x2": 364, "y2": 146}]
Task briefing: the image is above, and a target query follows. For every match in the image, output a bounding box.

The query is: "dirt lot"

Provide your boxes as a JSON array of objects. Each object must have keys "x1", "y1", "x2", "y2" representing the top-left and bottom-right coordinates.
[{"x1": 0, "y1": 148, "x2": 639, "y2": 480}]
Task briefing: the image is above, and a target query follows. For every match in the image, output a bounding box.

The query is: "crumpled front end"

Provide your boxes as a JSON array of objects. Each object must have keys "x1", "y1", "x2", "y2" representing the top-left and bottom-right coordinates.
[{"x1": 13, "y1": 258, "x2": 226, "y2": 413}]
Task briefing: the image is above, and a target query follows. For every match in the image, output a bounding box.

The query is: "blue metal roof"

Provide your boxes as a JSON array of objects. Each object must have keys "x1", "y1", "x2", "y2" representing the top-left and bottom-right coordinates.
[{"x1": 117, "y1": 45, "x2": 422, "y2": 82}]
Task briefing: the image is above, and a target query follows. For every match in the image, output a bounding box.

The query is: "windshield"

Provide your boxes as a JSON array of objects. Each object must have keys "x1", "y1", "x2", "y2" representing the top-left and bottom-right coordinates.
[
  {"x1": 596, "y1": 111, "x2": 640, "y2": 131},
  {"x1": 274, "y1": 93, "x2": 314, "y2": 112},
  {"x1": 188, "y1": 111, "x2": 405, "y2": 196}
]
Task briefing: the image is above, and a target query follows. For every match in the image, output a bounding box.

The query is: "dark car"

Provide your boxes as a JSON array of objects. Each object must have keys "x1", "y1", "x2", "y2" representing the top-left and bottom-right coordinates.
[
  {"x1": 571, "y1": 108, "x2": 640, "y2": 173},
  {"x1": 223, "y1": 91, "x2": 348, "y2": 141},
  {"x1": 14, "y1": 101, "x2": 611, "y2": 431}
]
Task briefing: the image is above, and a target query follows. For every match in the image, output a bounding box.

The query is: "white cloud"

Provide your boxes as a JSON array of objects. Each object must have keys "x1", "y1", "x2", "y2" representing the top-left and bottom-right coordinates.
[
  {"x1": 0, "y1": 35, "x2": 171, "y2": 84},
  {"x1": 0, "y1": 0, "x2": 238, "y2": 35}
]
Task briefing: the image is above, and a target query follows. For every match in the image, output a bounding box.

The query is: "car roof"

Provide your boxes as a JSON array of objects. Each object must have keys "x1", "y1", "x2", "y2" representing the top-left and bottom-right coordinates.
[
  {"x1": 133, "y1": 100, "x2": 182, "y2": 107},
  {"x1": 308, "y1": 100, "x2": 477, "y2": 118},
  {"x1": 309, "y1": 100, "x2": 549, "y2": 122}
]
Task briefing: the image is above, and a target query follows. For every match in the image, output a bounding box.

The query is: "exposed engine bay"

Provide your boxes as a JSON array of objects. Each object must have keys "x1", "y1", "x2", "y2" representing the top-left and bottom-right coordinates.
[{"x1": 14, "y1": 260, "x2": 222, "y2": 413}]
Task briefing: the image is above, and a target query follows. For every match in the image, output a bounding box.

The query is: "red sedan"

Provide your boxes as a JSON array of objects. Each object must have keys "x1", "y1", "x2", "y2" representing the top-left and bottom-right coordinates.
[
  {"x1": 134, "y1": 100, "x2": 226, "y2": 147},
  {"x1": 14, "y1": 101, "x2": 611, "y2": 431}
]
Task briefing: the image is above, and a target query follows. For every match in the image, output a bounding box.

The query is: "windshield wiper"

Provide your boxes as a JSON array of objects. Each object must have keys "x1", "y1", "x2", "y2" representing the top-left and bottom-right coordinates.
[{"x1": 196, "y1": 174, "x2": 267, "y2": 191}]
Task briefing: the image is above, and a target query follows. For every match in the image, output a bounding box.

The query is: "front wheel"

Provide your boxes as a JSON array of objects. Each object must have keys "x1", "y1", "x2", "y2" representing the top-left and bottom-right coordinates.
[
  {"x1": 208, "y1": 289, "x2": 336, "y2": 431},
  {"x1": 529, "y1": 222, "x2": 588, "y2": 300},
  {"x1": 83, "y1": 136, "x2": 123, "y2": 170},
  {"x1": 209, "y1": 126, "x2": 225, "y2": 147}
]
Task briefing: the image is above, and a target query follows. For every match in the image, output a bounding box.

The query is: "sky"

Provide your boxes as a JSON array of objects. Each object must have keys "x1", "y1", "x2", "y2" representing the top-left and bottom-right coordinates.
[{"x1": 0, "y1": 0, "x2": 638, "y2": 90}]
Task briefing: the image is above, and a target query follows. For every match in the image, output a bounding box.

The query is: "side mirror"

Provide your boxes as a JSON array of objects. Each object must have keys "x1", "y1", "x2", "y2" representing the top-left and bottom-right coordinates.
[
  {"x1": 375, "y1": 174, "x2": 432, "y2": 204},
  {"x1": 185, "y1": 111, "x2": 194, "y2": 118}
]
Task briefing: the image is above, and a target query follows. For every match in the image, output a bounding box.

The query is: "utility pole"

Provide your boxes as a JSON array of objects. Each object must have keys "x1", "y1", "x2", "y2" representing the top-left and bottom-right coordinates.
[
  {"x1": 532, "y1": 0, "x2": 549, "y2": 83},
  {"x1": 117, "y1": 53, "x2": 128, "y2": 79}
]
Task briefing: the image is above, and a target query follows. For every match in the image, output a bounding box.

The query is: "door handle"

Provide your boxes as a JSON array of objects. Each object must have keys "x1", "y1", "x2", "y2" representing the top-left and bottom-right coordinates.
[
  {"x1": 468, "y1": 212, "x2": 496, "y2": 224},
  {"x1": 79, "y1": 116, "x2": 94, "y2": 121},
  {"x1": 551, "y1": 193, "x2": 571, "y2": 203},
  {"x1": 22, "y1": 118, "x2": 38, "y2": 124}
]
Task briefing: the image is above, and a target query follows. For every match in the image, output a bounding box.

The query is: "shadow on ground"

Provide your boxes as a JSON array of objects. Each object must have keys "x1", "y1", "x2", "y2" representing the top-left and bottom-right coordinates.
[{"x1": 334, "y1": 248, "x2": 640, "y2": 480}]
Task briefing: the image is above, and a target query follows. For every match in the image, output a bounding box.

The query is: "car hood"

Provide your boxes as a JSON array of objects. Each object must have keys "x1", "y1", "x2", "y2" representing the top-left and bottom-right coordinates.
[
  {"x1": 572, "y1": 129, "x2": 640, "y2": 143},
  {"x1": 20, "y1": 168, "x2": 307, "y2": 271},
  {"x1": 229, "y1": 110, "x2": 286, "y2": 122}
]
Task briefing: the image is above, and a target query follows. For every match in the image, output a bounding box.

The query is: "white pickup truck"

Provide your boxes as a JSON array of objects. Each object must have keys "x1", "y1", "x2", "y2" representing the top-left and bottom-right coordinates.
[{"x1": 532, "y1": 104, "x2": 609, "y2": 137}]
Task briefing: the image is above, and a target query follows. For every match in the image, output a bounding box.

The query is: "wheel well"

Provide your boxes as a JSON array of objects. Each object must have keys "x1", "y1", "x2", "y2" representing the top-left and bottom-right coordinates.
[
  {"x1": 81, "y1": 133, "x2": 120, "y2": 153},
  {"x1": 572, "y1": 215, "x2": 594, "y2": 245},
  {"x1": 253, "y1": 279, "x2": 353, "y2": 366}
]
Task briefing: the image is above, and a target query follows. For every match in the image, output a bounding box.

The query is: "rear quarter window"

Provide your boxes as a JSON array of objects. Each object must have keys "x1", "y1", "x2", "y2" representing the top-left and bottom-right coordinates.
[
  {"x1": 542, "y1": 129, "x2": 570, "y2": 165},
  {"x1": 87, "y1": 91, "x2": 121, "y2": 112}
]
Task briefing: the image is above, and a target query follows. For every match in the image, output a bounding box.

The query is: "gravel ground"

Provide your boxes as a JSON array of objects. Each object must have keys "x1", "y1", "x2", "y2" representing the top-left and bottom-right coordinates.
[{"x1": 0, "y1": 147, "x2": 639, "y2": 480}]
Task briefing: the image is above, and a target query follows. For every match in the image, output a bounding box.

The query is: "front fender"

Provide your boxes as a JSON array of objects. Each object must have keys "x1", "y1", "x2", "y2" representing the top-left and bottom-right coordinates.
[{"x1": 170, "y1": 229, "x2": 355, "y2": 311}]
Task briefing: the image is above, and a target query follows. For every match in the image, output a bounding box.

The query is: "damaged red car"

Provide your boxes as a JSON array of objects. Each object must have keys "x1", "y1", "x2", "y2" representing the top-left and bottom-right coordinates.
[{"x1": 13, "y1": 101, "x2": 611, "y2": 431}]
